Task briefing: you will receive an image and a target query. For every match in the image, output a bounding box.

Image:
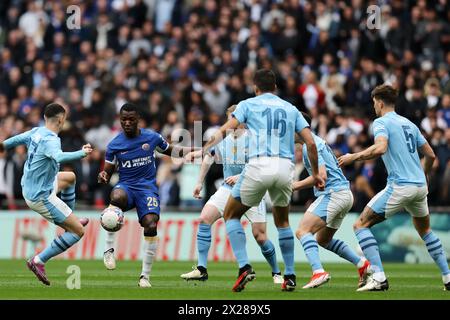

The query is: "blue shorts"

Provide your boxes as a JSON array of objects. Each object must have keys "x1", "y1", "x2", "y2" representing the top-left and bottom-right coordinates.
[{"x1": 113, "y1": 183, "x2": 160, "y2": 221}]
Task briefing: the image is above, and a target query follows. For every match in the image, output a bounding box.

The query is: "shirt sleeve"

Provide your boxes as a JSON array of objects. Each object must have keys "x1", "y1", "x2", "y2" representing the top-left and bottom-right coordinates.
[
  {"x1": 3, "y1": 129, "x2": 33, "y2": 149},
  {"x1": 44, "y1": 137, "x2": 86, "y2": 163},
  {"x1": 372, "y1": 119, "x2": 389, "y2": 140},
  {"x1": 295, "y1": 111, "x2": 309, "y2": 133},
  {"x1": 105, "y1": 143, "x2": 116, "y2": 164},
  {"x1": 231, "y1": 101, "x2": 247, "y2": 123},
  {"x1": 155, "y1": 134, "x2": 170, "y2": 153}
]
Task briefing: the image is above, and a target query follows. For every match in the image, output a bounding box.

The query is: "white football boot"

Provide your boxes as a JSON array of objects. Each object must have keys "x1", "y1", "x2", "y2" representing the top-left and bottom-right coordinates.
[{"x1": 138, "y1": 275, "x2": 152, "y2": 288}]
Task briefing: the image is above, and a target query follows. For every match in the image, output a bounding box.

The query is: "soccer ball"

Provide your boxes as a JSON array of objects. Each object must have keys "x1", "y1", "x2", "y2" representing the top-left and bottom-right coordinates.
[{"x1": 100, "y1": 206, "x2": 124, "y2": 232}]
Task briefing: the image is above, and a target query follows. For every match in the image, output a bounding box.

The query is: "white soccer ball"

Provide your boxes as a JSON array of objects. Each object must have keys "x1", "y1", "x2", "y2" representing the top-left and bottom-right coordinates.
[{"x1": 100, "y1": 206, "x2": 124, "y2": 232}]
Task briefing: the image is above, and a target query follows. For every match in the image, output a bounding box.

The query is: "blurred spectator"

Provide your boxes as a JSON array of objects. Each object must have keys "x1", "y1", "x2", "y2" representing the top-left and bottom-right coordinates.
[{"x1": 0, "y1": 1, "x2": 449, "y2": 209}]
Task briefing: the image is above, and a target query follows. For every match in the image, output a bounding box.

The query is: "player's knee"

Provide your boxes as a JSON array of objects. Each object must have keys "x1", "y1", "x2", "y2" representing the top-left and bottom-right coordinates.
[
  {"x1": 252, "y1": 230, "x2": 267, "y2": 245},
  {"x1": 198, "y1": 215, "x2": 213, "y2": 225},
  {"x1": 67, "y1": 172, "x2": 76, "y2": 185},
  {"x1": 110, "y1": 191, "x2": 127, "y2": 210},
  {"x1": 353, "y1": 220, "x2": 363, "y2": 231}
]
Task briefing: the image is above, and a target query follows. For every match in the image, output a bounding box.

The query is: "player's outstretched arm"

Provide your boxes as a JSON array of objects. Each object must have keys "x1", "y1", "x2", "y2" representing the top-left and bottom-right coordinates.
[
  {"x1": 300, "y1": 127, "x2": 325, "y2": 190},
  {"x1": 162, "y1": 144, "x2": 200, "y2": 159},
  {"x1": 293, "y1": 166, "x2": 327, "y2": 191},
  {"x1": 338, "y1": 136, "x2": 388, "y2": 166},
  {"x1": 1, "y1": 129, "x2": 34, "y2": 151},
  {"x1": 202, "y1": 117, "x2": 240, "y2": 156},
  {"x1": 47, "y1": 143, "x2": 92, "y2": 163},
  {"x1": 193, "y1": 153, "x2": 215, "y2": 199}
]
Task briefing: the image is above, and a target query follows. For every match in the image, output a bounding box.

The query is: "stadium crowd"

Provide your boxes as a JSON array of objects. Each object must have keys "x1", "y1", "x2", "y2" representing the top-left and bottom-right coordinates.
[{"x1": 0, "y1": 0, "x2": 449, "y2": 211}]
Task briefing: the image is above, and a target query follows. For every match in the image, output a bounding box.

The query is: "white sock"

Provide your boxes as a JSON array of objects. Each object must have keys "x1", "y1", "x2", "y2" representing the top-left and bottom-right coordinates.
[
  {"x1": 356, "y1": 258, "x2": 366, "y2": 269},
  {"x1": 313, "y1": 268, "x2": 325, "y2": 275},
  {"x1": 141, "y1": 236, "x2": 158, "y2": 278},
  {"x1": 33, "y1": 255, "x2": 44, "y2": 265},
  {"x1": 105, "y1": 232, "x2": 115, "y2": 252},
  {"x1": 372, "y1": 272, "x2": 386, "y2": 282},
  {"x1": 443, "y1": 273, "x2": 450, "y2": 284}
]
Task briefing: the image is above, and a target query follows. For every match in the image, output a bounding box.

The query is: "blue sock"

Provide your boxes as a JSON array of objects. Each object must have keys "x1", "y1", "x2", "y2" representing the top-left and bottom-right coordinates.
[
  {"x1": 259, "y1": 240, "x2": 280, "y2": 274},
  {"x1": 61, "y1": 183, "x2": 76, "y2": 210},
  {"x1": 225, "y1": 219, "x2": 249, "y2": 268},
  {"x1": 325, "y1": 238, "x2": 361, "y2": 266},
  {"x1": 278, "y1": 227, "x2": 295, "y2": 275},
  {"x1": 300, "y1": 233, "x2": 323, "y2": 272},
  {"x1": 38, "y1": 232, "x2": 81, "y2": 263},
  {"x1": 422, "y1": 231, "x2": 450, "y2": 276},
  {"x1": 355, "y1": 228, "x2": 384, "y2": 273},
  {"x1": 197, "y1": 223, "x2": 211, "y2": 268}
]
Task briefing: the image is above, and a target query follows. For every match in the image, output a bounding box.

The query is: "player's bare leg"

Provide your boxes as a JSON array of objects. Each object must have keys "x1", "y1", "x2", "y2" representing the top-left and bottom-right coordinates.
[
  {"x1": 296, "y1": 212, "x2": 331, "y2": 289},
  {"x1": 57, "y1": 172, "x2": 88, "y2": 226},
  {"x1": 412, "y1": 215, "x2": 450, "y2": 290},
  {"x1": 223, "y1": 196, "x2": 254, "y2": 292},
  {"x1": 138, "y1": 213, "x2": 159, "y2": 288},
  {"x1": 103, "y1": 188, "x2": 128, "y2": 270},
  {"x1": 27, "y1": 213, "x2": 86, "y2": 286},
  {"x1": 354, "y1": 207, "x2": 388, "y2": 292},
  {"x1": 251, "y1": 222, "x2": 282, "y2": 284},
  {"x1": 181, "y1": 205, "x2": 221, "y2": 281},
  {"x1": 315, "y1": 226, "x2": 370, "y2": 288}
]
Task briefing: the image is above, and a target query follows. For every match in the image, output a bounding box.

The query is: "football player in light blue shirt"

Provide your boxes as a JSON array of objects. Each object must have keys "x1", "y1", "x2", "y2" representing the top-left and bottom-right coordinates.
[
  {"x1": 181, "y1": 105, "x2": 282, "y2": 284},
  {"x1": 293, "y1": 113, "x2": 369, "y2": 290},
  {"x1": 0, "y1": 103, "x2": 92, "y2": 286},
  {"x1": 187, "y1": 69, "x2": 325, "y2": 292},
  {"x1": 339, "y1": 84, "x2": 450, "y2": 291}
]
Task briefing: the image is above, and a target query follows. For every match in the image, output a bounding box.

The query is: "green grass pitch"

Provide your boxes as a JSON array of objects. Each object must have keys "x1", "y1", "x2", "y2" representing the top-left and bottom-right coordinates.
[{"x1": 0, "y1": 259, "x2": 448, "y2": 300}]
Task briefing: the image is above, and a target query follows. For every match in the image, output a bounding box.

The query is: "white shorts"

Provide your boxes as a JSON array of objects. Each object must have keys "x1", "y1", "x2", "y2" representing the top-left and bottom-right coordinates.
[
  {"x1": 25, "y1": 178, "x2": 72, "y2": 225},
  {"x1": 307, "y1": 189, "x2": 354, "y2": 229},
  {"x1": 231, "y1": 157, "x2": 294, "y2": 207},
  {"x1": 367, "y1": 184, "x2": 429, "y2": 218},
  {"x1": 206, "y1": 186, "x2": 266, "y2": 223}
]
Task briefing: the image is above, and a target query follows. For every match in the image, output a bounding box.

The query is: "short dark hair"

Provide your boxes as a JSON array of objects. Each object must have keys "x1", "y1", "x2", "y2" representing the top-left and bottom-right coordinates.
[
  {"x1": 300, "y1": 111, "x2": 312, "y2": 126},
  {"x1": 44, "y1": 103, "x2": 66, "y2": 118},
  {"x1": 253, "y1": 69, "x2": 276, "y2": 92},
  {"x1": 120, "y1": 103, "x2": 140, "y2": 115},
  {"x1": 371, "y1": 84, "x2": 398, "y2": 106}
]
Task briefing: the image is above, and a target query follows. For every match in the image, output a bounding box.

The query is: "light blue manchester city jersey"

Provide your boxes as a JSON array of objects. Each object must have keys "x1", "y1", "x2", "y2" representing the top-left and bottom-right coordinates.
[
  {"x1": 3, "y1": 127, "x2": 86, "y2": 201},
  {"x1": 211, "y1": 132, "x2": 248, "y2": 189},
  {"x1": 232, "y1": 93, "x2": 309, "y2": 161},
  {"x1": 302, "y1": 133, "x2": 350, "y2": 197},
  {"x1": 372, "y1": 111, "x2": 427, "y2": 186}
]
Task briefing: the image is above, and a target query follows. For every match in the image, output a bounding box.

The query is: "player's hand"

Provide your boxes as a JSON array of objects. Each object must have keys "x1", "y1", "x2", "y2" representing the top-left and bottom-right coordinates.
[
  {"x1": 98, "y1": 171, "x2": 110, "y2": 184},
  {"x1": 185, "y1": 150, "x2": 203, "y2": 162},
  {"x1": 337, "y1": 153, "x2": 356, "y2": 167},
  {"x1": 82, "y1": 143, "x2": 93, "y2": 156},
  {"x1": 193, "y1": 183, "x2": 203, "y2": 199},
  {"x1": 292, "y1": 181, "x2": 302, "y2": 191},
  {"x1": 224, "y1": 175, "x2": 239, "y2": 186},
  {"x1": 313, "y1": 174, "x2": 325, "y2": 191}
]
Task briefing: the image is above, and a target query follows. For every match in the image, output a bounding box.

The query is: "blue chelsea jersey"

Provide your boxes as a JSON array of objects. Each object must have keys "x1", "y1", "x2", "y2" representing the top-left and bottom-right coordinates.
[{"x1": 105, "y1": 129, "x2": 169, "y2": 189}]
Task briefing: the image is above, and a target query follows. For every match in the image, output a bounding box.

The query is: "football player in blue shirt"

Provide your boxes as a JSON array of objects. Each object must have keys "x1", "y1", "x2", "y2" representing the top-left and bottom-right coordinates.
[
  {"x1": 0, "y1": 103, "x2": 92, "y2": 285},
  {"x1": 188, "y1": 69, "x2": 324, "y2": 292},
  {"x1": 339, "y1": 84, "x2": 450, "y2": 291},
  {"x1": 294, "y1": 112, "x2": 370, "y2": 290},
  {"x1": 181, "y1": 105, "x2": 283, "y2": 284},
  {"x1": 98, "y1": 103, "x2": 196, "y2": 287}
]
